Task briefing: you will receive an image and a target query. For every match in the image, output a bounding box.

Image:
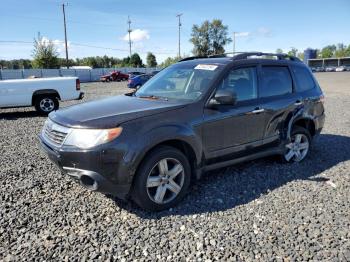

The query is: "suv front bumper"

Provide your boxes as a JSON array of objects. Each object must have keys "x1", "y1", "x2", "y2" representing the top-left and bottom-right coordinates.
[{"x1": 38, "y1": 135, "x2": 132, "y2": 199}]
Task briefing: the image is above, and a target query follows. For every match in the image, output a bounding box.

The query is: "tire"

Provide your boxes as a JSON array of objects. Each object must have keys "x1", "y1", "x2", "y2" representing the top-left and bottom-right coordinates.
[
  {"x1": 131, "y1": 146, "x2": 191, "y2": 211},
  {"x1": 34, "y1": 95, "x2": 59, "y2": 114},
  {"x1": 282, "y1": 126, "x2": 311, "y2": 163}
]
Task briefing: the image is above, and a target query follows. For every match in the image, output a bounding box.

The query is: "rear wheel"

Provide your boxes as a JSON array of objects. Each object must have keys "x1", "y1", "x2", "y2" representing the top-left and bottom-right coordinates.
[
  {"x1": 132, "y1": 146, "x2": 191, "y2": 211},
  {"x1": 35, "y1": 95, "x2": 59, "y2": 114},
  {"x1": 283, "y1": 126, "x2": 311, "y2": 163}
]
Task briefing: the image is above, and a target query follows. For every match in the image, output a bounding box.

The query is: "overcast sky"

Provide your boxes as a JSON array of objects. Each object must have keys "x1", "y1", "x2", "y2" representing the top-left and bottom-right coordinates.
[{"x1": 0, "y1": 0, "x2": 349, "y2": 62}]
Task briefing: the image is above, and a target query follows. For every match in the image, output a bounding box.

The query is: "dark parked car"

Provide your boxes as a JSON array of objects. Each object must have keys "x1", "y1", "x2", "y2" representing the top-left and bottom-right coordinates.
[
  {"x1": 39, "y1": 52, "x2": 325, "y2": 211},
  {"x1": 127, "y1": 74, "x2": 152, "y2": 89},
  {"x1": 150, "y1": 70, "x2": 161, "y2": 76},
  {"x1": 100, "y1": 71, "x2": 129, "y2": 82},
  {"x1": 128, "y1": 71, "x2": 145, "y2": 79}
]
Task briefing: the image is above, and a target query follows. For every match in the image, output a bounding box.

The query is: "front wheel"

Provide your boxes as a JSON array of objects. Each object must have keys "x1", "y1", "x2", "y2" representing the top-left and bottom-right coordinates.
[
  {"x1": 35, "y1": 96, "x2": 59, "y2": 114},
  {"x1": 283, "y1": 126, "x2": 311, "y2": 163},
  {"x1": 131, "y1": 146, "x2": 191, "y2": 211}
]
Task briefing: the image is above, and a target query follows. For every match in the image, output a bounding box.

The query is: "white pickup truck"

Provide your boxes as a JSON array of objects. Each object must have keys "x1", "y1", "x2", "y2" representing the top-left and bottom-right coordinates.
[{"x1": 0, "y1": 77, "x2": 84, "y2": 114}]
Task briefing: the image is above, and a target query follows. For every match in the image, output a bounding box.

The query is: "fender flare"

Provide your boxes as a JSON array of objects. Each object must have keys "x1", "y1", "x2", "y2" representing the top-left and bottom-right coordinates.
[{"x1": 128, "y1": 124, "x2": 203, "y2": 174}]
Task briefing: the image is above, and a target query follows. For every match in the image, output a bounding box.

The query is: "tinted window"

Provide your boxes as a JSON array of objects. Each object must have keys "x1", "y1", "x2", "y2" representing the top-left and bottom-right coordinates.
[
  {"x1": 292, "y1": 65, "x2": 315, "y2": 92},
  {"x1": 218, "y1": 67, "x2": 258, "y2": 101},
  {"x1": 260, "y1": 66, "x2": 292, "y2": 97}
]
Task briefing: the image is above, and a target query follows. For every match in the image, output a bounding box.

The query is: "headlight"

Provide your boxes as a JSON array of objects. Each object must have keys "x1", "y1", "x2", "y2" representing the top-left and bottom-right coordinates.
[{"x1": 64, "y1": 127, "x2": 122, "y2": 149}]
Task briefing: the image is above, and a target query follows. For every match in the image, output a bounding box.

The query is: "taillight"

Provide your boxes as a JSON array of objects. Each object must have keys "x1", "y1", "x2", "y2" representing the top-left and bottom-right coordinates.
[
  {"x1": 128, "y1": 80, "x2": 132, "y2": 84},
  {"x1": 76, "y1": 79, "x2": 80, "y2": 90}
]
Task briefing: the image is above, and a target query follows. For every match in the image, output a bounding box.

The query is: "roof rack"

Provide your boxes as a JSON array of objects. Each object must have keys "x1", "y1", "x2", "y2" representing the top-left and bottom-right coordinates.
[
  {"x1": 178, "y1": 56, "x2": 208, "y2": 62},
  {"x1": 178, "y1": 52, "x2": 302, "y2": 62},
  {"x1": 232, "y1": 52, "x2": 301, "y2": 62}
]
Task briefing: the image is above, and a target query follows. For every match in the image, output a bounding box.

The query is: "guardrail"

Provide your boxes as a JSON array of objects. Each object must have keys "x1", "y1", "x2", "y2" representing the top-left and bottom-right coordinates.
[{"x1": 0, "y1": 68, "x2": 159, "y2": 82}]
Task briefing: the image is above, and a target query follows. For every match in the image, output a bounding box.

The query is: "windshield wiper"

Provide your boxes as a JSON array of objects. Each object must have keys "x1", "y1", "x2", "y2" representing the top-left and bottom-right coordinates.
[{"x1": 137, "y1": 95, "x2": 168, "y2": 101}]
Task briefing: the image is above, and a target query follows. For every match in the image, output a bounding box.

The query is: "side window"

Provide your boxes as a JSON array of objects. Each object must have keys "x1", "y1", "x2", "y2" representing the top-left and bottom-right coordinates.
[
  {"x1": 218, "y1": 67, "x2": 258, "y2": 102},
  {"x1": 292, "y1": 65, "x2": 315, "y2": 92},
  {"x1": 260, "y1": 66, "x2": 292, "y2": 98}
]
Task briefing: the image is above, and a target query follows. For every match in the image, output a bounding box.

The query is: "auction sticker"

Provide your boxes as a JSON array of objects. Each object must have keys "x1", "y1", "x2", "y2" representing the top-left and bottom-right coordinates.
[{"x1": 194, "y1": 64, "x2": 218, "y2": 71}]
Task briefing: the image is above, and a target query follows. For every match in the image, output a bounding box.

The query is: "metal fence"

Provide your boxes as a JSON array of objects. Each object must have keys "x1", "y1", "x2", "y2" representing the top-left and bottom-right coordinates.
[{"x1": 0, "y1": 68, "x2": 159, "y2": 82}]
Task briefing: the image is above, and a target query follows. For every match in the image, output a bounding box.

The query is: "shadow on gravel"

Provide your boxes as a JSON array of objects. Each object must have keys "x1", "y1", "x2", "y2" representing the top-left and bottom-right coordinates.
[
  {"x1": 0, "y1": 110, "x2": 42, "y2": 120},
  {"x1": 113, "y1": 133, "x2": 350, "y2": 218}
]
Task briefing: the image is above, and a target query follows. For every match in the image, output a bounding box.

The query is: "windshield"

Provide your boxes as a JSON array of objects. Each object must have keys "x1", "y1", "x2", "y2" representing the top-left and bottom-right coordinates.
[{"x1": 135, "y1": 62, "x2": 224, "y2": 101}]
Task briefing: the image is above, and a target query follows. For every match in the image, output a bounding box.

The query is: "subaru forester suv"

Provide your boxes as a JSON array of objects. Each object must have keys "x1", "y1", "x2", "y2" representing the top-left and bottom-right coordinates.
[{"x1": 39, "y1": 52, "x2": 325, "y2": 211}]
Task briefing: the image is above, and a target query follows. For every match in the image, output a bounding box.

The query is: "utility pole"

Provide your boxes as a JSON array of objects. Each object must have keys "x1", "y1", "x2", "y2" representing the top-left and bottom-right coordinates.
[
  {"x1": 62, "y1": 3, "x2": 69, "y2": 68},
  {"x1": 176, "y1": 13, "x2": 182, "y2": 58},
  {"x1": 233, "y1": 32, "x2": 237, "y2": 54},
  {"x1": 127, "y1": 16, "x2": 132, "y2": 57}
]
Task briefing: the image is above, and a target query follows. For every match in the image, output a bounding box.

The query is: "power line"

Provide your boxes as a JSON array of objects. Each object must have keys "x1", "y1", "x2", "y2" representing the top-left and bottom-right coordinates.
[
  {"x1": 0, "y1": 40, "x2": 176, "y2": 55},
  {"x1": 70, "y1": 43, "x2": 128, "y2": 52},
  {"x1": 176, "y1": 13, "x2": 183, "y2": 58},
  {"x1": 0, "y1": 40, "x2": 33, "y2": 44}
]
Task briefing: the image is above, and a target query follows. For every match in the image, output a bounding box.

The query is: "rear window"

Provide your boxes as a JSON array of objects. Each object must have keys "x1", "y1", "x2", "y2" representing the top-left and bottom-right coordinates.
[
  {"x1": 292, "y1": 65, "x2": 315, "y2": 92},
  {"x1": 260, "y1": 66, "x2": 293, "y2": 98}
]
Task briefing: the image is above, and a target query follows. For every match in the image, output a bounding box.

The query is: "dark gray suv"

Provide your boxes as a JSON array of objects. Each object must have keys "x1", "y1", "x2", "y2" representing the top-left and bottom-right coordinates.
[{"x1": 39, "y1": 52, "x2": 325, "y2": 211}]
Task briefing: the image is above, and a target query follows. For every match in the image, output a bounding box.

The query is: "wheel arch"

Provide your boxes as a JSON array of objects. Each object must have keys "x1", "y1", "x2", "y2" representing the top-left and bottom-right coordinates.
[
  {"x1": 292, "y1": 118, "x2": 316, "y2": 136},
  {"x1": 32, "y1": 89, "x2": 61, "y2": 106},
  {"x1": 134, "y1": 138, "x2": 201, "y2": 183}
]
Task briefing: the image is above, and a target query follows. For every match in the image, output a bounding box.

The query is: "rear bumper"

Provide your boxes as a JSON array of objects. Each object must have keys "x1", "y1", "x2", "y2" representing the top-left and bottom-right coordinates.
[
  {"x1": 314, "y1": 113, "x2": 325, "y2": 135},
  {"x1": 38, "y1": 135, "x2": 131, "y2": 199},
  {"x1": 77, "y1": 92, "x2": 84, "y2": 100}
]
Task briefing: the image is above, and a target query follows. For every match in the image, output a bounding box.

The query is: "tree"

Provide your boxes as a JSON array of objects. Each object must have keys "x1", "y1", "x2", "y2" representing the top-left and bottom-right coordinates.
[
  {"x1": 160, "y1": 57, "x2": 180, "y2": 68},
  {"x1": 276, "y1": 48, "x2": 283, "y2": 54},
  {"x1": 346, "y1": 45, "x2": 350, "y2": 57},
  {"x1": 297, "y1": 52, "x2": 304, "y2": 61},
  {"x1": 129, "y1": 53, "x2": 143, "y2": 67},
  {"x1": 320, "y1": 45, "x2": 336, "y2": 58},
  {"x1": 32, "y1": 36, "x2": 59, "y2": 69},
  {"x1": 335, "y1": 43, "x2": 347, "y2": 58},
  {"x1": 146, "y1": 52, "x2": 157, "y2": 67},
  {"x1": 287, "y1": 47, "x2": 298, "y2": 57},
  {"x1": 190, "y1": 19, "x2": 231, "y2": 56}
]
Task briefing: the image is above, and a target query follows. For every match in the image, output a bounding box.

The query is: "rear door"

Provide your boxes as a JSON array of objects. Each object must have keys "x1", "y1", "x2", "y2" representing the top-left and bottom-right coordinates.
[{"x1": 258, "y1": 63, "x2": 302, "y2": 144}]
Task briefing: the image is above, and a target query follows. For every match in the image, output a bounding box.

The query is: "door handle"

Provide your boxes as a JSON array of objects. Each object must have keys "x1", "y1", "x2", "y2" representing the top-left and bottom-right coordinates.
[
  {"x1": 251, "y1": 108, "x2": 265, "y2": 114},
  {"x1": 294, "y1": 100, "x2": 303, "y2": 106}
]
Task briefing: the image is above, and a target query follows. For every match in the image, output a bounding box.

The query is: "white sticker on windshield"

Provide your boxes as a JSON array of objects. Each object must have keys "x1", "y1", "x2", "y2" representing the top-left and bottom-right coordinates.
[{"x1": 194, "y1": 64, "x2": 218, "y2": 71}]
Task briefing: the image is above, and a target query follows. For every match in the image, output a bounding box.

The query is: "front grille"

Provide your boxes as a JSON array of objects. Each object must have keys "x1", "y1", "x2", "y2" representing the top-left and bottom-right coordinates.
[{"x1": 42, "y1": 120, "x2": 69, "y2": 146}]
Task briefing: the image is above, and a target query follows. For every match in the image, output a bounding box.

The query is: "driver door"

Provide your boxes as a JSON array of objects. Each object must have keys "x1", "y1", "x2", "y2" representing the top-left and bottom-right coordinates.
[{"x1": 202, "y1": 66, "x2": 266, "y2": 159}]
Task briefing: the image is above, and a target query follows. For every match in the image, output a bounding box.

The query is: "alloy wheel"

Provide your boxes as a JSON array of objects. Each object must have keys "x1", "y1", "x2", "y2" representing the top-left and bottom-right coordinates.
[
  {"x1": 146, "y1": 158, "x2": 185, "y2": 204},
  {"x1": 284, "y1": 133, "x2": 309, "y2": 162}
]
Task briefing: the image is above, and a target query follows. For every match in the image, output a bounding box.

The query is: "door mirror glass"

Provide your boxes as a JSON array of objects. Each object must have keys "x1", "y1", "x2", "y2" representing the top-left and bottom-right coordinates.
[{"x1": 209, "y1": 89, "x2": 237, "y2": 106}]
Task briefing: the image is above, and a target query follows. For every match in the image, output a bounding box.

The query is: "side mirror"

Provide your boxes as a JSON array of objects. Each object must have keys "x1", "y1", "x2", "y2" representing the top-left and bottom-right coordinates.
[{"x1": 209, "y1": 89, "x2": 237, "y2": 106}]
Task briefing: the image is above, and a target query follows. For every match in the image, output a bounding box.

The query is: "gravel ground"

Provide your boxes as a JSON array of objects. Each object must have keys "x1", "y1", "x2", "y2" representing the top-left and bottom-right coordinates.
[{"x1": 1, "y1": 74, "x2": 350, "y2": 261}]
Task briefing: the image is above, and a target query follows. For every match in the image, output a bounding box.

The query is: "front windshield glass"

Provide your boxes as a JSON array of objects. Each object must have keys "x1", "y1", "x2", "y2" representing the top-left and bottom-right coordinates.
[{"x1": 135, "y1": 62, "x2": 224, "y2": 101}]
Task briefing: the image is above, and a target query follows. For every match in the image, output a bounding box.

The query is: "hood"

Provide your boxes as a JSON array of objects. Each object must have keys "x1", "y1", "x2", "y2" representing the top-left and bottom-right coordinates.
[{"x1": 49, "y1": 94, "x2": 186, "y2": 128}]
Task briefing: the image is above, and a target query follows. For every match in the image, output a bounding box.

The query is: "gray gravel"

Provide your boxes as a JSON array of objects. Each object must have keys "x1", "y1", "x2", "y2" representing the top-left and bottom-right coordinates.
[{"x1": 1, "y1": 76, "x2": 350, "y2": 261}]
